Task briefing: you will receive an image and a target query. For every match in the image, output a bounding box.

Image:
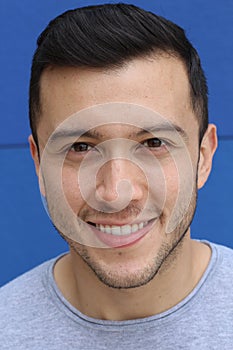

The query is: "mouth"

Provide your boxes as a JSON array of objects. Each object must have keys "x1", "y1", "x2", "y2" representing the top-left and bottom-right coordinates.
[
  {"x1": 91, "y1": 221, "x2": 148, "y2": 235},
  {"x1": 87, "y1": 219, "x2": 156, "y2": 248}
]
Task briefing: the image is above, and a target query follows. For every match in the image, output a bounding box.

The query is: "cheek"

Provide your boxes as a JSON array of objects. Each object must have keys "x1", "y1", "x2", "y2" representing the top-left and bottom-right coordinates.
[
  {"x1": 62, "y1": 164, "x2": 84, "y2": 210},
  {"x1": 162, "y1": 160, "x2": 180, "y2": 209}
]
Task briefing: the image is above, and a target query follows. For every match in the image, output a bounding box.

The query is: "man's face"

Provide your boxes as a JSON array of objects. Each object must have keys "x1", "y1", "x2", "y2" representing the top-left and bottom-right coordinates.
[{"x1": 31, "y1": 55, "x2": 216, "y2": 288}]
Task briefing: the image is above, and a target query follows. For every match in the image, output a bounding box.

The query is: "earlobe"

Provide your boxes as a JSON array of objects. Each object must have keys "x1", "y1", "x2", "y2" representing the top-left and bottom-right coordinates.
[{"x1": 197, "y1": 124, "x2": 218, "y2": 189}]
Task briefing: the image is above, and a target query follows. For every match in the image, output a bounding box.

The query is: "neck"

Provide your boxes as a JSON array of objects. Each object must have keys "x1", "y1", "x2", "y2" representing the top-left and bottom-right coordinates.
[{"x1": 54, "y1": 235, "x2": 211, "y2": 321}]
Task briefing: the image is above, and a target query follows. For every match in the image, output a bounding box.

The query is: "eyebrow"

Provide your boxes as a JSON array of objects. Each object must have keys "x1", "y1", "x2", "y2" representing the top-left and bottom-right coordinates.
[
  {"x1": 48, "y1": 122, "x2": 189, "y2": 143},
  {"x1": 49, "y1": 128, "x2": 103, "y2": 143},
  {"x1": 135, "y1": 123, "x2": 189, "y2": 141}
]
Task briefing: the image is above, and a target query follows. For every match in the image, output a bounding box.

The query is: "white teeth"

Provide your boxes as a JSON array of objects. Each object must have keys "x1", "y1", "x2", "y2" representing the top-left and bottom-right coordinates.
[
  {"x1": 132, "y1": 224, "x2": 138, "y2": 233},
  {"x1": 112, "y1": 226, "x2": 121, "y2": 235},
  {"x1": 95, "y1": 221, "x2": 148, "y2": 236},
  {"x1": 121, "y1": 225, "x2": 132, "y2": 235},
  {"x1": 105, "y1": 225, "x2": 111, "y2": 234}
]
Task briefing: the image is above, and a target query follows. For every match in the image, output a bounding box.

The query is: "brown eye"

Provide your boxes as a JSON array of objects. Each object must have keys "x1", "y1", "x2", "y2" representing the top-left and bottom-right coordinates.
[
  {"x1": 143, "y1": 138, "x2": 162, "y2": 148},
  {"x1": 71, "y1": 142, "x2": 92, "y2": 152}
]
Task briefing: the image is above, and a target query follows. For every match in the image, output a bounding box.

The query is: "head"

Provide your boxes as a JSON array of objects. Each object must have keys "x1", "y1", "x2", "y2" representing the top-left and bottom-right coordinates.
[
  {"x1": 29, "y1": 3, "x2": 217, "y2": 289},
  {"x1": 29, "y1": 3, "x2": 209, "y2": 148}
]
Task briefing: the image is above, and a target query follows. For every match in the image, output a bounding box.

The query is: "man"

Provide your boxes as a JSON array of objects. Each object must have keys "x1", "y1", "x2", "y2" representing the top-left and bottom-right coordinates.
[{"x1": 1, "y1": 3, "x2": 232, "y2": 349}]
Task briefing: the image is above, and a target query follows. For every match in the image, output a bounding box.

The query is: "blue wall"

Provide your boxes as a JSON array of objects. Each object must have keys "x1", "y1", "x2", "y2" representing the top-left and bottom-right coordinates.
[{"x1": 1, "y1": 0, "x2": 232, "y2": 286}]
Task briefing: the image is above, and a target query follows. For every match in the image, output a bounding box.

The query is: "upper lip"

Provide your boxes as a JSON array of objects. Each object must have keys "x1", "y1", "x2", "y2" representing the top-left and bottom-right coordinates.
[{"x1": 87, "y1": 218, "x2": 155, "y2": 226}]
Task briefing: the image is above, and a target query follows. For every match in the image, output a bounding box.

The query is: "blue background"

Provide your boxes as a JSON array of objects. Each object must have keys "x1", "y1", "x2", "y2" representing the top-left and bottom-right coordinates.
[{"x1": 0, "y1": 0, "x2": 232, "y2": 286}]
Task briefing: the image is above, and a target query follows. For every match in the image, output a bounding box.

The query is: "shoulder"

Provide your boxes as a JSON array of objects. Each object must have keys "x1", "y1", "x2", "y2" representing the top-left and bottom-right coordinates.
[
  {"x1": 210, "y1": 241, "x2": 233, "y2": 268},
  {"x1": 203, "y1": 241, "x2": 233, "y2": 292},
  {"x1": 0, "y1": 255, "x2": 65, "y2": 349},
  {"x1": 0, "y1": 257, "x2": 52, "y2": 297},
  {"x1": 0, "y1": 256, "x2": 59, "y2": 324}
]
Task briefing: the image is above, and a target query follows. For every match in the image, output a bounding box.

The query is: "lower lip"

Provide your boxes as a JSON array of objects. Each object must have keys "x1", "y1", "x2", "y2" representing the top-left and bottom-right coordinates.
[{"x1": 89, "y1": 220, "x2": 155, "y2": 248}]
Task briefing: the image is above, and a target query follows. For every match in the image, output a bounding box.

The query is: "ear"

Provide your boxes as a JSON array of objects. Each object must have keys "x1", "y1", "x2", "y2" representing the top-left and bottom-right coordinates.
[
  {"x1": 197, "y1": 124, "x2": 218, "y2": 189},
  {"x1": 28, "y1": 134, "x2": 40, "y2": 176},
  {"x1": 28, "y1": 135, "x2": 46, "y2": 197}
]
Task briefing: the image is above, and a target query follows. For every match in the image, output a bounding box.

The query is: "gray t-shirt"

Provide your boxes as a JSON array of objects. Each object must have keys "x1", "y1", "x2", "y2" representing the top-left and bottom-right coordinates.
[{"x1": 1, "y1": 241, "x2": 233, "y2": 349}]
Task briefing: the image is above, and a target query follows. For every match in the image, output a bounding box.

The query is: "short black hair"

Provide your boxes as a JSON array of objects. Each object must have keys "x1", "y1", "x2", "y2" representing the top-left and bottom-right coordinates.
[{"x1": 29, "y1": 3, "x2": 208, "y2": 147}]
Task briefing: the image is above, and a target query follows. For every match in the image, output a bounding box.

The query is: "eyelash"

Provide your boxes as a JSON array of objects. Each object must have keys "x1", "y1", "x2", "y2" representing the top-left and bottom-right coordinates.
[
  {"x1": 68, "y1": 138, "x2": 168, "y2": 156},
  {"x1": 142, "y1": 138, "x2": 165, "y2": 148},
  {"x1": 70, "y1": 142, "x2": 93, "y2": 153}
]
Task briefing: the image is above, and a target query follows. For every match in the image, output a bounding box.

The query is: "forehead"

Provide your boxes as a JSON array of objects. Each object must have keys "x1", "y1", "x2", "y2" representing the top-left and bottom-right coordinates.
[{"x1": 38, "y1": 55, "x2": 197, "y2": 141}]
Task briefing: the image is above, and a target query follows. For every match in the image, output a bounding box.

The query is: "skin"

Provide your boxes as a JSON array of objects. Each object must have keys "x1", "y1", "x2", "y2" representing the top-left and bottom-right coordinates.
[{"x1": 29, "y1": 55, "x2": 217, "y2": 321}]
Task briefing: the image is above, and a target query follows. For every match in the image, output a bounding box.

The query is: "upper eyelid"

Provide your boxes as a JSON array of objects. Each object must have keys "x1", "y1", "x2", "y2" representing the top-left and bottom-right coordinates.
[
  {"x1": 70, "y1": 142, "x2": 94, "y2": 150},
  {"x1": 69, "y1": 138, "x2": 166, "y2": 149},
  {"x1": 141, "y1": 137, "x2": 166, "y2": 144},
  {"x1": 70, "y1": 141, "x2": 95, "y2": 147},
  {"x1": 63, "y1": 136, "x2": 172, "y2": 151}
]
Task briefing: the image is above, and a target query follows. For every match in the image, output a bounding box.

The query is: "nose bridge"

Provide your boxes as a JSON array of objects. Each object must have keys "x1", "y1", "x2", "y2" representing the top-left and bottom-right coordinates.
[
  {"x1": 101, "y1": 158, "x2": 131, "y2": 188},
  {"x1": 96, "y1": 158, "x2": 139, "y2": 202}
]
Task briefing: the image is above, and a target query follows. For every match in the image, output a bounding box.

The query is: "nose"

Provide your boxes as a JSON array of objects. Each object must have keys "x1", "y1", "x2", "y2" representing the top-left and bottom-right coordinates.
[{"x1": 96, "y1": 159, "x2": 145, "y2": 208}]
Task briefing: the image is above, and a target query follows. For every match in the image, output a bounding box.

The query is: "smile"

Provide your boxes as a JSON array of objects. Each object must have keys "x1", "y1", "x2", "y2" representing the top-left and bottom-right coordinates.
[
  {"x1": 87, "y1": 219, "x2": 156, "y2": 248},
  {"x1": 95, "y1": 222, "x2": 149, "y2": 236}
]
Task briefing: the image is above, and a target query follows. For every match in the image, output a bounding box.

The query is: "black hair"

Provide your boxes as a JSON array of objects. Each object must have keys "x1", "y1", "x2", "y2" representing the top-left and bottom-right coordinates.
[{"x1": 29, "y1": 3, "x2": 208, "y2": 147}]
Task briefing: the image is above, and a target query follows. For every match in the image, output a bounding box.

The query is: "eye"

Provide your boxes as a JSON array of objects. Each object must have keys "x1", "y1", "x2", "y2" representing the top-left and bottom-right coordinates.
[
  {"x1": 142, "y1": 138, "x2": 164, "y2": 148},
  {"x1": 70, "y1": 142, "x2": 93, "y2": 153}
]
